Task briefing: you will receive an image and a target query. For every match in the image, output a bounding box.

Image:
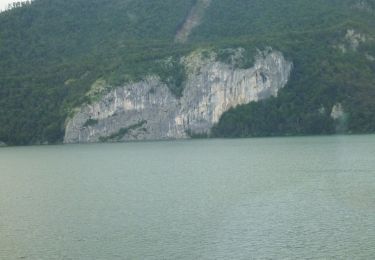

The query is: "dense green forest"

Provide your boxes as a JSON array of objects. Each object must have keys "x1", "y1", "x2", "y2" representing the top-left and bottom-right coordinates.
[{"x1": 0, "y1": 0, "x2": 375, "y2": 145}]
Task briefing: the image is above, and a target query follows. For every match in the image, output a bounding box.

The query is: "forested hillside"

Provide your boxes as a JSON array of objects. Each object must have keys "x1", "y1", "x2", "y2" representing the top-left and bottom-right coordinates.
[{"x1": 1, "y1": 0, "x2": 375, "y2": 145}]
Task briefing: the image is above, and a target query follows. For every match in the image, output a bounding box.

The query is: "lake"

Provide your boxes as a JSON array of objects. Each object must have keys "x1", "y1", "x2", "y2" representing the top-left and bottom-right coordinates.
[{"x1": 1, "y1": 136, "x2": 374, "y2": 259}]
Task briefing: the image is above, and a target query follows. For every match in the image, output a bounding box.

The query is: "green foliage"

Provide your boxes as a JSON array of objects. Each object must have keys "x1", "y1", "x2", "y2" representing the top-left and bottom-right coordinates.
[
  {"x1": 0, "y1": 0, "x2": 375, "y2": 144},
  {"x1": 0, "y1": 0, "x2": 195, "y2": 145},
  {"x1": 212, "y1": 27, "x2": 375, "y2": 137},
  {"x1": 152, "y1": 56, "x2": 188, "y2": 97},
  {"x1": 202, "y1": 1, "x2": 375, "y2": 137}
]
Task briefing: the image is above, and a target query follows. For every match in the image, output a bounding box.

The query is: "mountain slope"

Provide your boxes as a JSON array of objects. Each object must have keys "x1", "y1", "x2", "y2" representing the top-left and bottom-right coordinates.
[{"x1": 0, "y1": 0, "x2": 375, "y2": 145}]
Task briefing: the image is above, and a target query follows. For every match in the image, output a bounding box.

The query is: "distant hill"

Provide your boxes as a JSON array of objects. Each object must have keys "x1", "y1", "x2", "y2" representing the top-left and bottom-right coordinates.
[{"x1": 1, "y1": 0, "x2": 375, "y2": 145}]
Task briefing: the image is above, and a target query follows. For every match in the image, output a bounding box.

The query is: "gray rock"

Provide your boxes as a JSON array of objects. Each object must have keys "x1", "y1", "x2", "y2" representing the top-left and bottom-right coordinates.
[
  {"x1": 352, "y1": 0, "x2": 373, "y2": 13},
  {"x1": 331, "y1": 103, "x2": 346, "y2": 120},
  {"x1": 336, "y1": 29, "x2": 368, "y2": 53},
  {"x1": 64, "y1": 49, "x2": 292, "y2": 143}
]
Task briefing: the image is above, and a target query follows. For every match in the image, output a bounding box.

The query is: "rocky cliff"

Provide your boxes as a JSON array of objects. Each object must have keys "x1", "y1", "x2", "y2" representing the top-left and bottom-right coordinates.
[{"x1": 64, "y1": 49, "x2": 292, "y2": 143}]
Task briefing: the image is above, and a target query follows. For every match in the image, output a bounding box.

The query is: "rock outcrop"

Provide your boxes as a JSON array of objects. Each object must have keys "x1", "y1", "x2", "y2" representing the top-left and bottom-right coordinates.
[
  {"x1": 331, "y1": 103, "x2": 346, "y2": 120},
  {"x1": 336, "y1": 29, "x2": 368, "y2": 53},
  {"x1": 331, "y1": 103, "x2": 348, "y2": 133},
  {"x1": 64, "y1": 49, "x2": 292, "y2": 143},
  {"x1": 351, "y1": 0, "x2": 373, "y2": 13}
]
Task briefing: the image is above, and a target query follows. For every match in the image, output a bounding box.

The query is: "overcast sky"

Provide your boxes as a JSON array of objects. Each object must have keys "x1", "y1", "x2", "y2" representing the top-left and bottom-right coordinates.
[{"x1": 0, "y1": 0, "x2": 28, "y2": 11}]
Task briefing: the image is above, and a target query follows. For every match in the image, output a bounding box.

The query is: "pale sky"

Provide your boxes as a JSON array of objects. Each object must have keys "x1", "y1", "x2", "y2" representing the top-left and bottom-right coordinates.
[{"x1": 0, "y1": 0, "x2": 29, "y2": 11}]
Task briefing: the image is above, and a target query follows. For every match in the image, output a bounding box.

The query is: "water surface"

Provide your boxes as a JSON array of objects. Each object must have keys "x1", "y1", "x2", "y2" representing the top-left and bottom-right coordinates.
[{"x1": 1, "y1": 136, "x2": 374, "y2": 259}]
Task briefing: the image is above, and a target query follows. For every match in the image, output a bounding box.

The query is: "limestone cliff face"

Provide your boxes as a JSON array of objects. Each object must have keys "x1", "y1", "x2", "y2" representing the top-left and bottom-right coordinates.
[{"x1": 64, "y1": 49, "x2": 292, "y2": 143}]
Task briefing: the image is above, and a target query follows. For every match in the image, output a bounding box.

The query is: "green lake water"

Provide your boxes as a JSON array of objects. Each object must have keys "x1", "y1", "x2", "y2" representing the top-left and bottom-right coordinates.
[{"x1": 1, "y1": 136, "x2": 374, "y2": 259}]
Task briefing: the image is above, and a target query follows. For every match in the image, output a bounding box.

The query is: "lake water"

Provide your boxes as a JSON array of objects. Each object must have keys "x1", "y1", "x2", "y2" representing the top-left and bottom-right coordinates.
[{"x1": 0, "y1": 136, "x2": 374, "y2": 259}]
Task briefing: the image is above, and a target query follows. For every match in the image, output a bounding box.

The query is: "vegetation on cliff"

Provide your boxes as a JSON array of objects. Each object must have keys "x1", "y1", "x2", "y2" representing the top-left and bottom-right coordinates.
[{"x1": 1, "y1": 0, "x2": 375, "y2": 144}]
